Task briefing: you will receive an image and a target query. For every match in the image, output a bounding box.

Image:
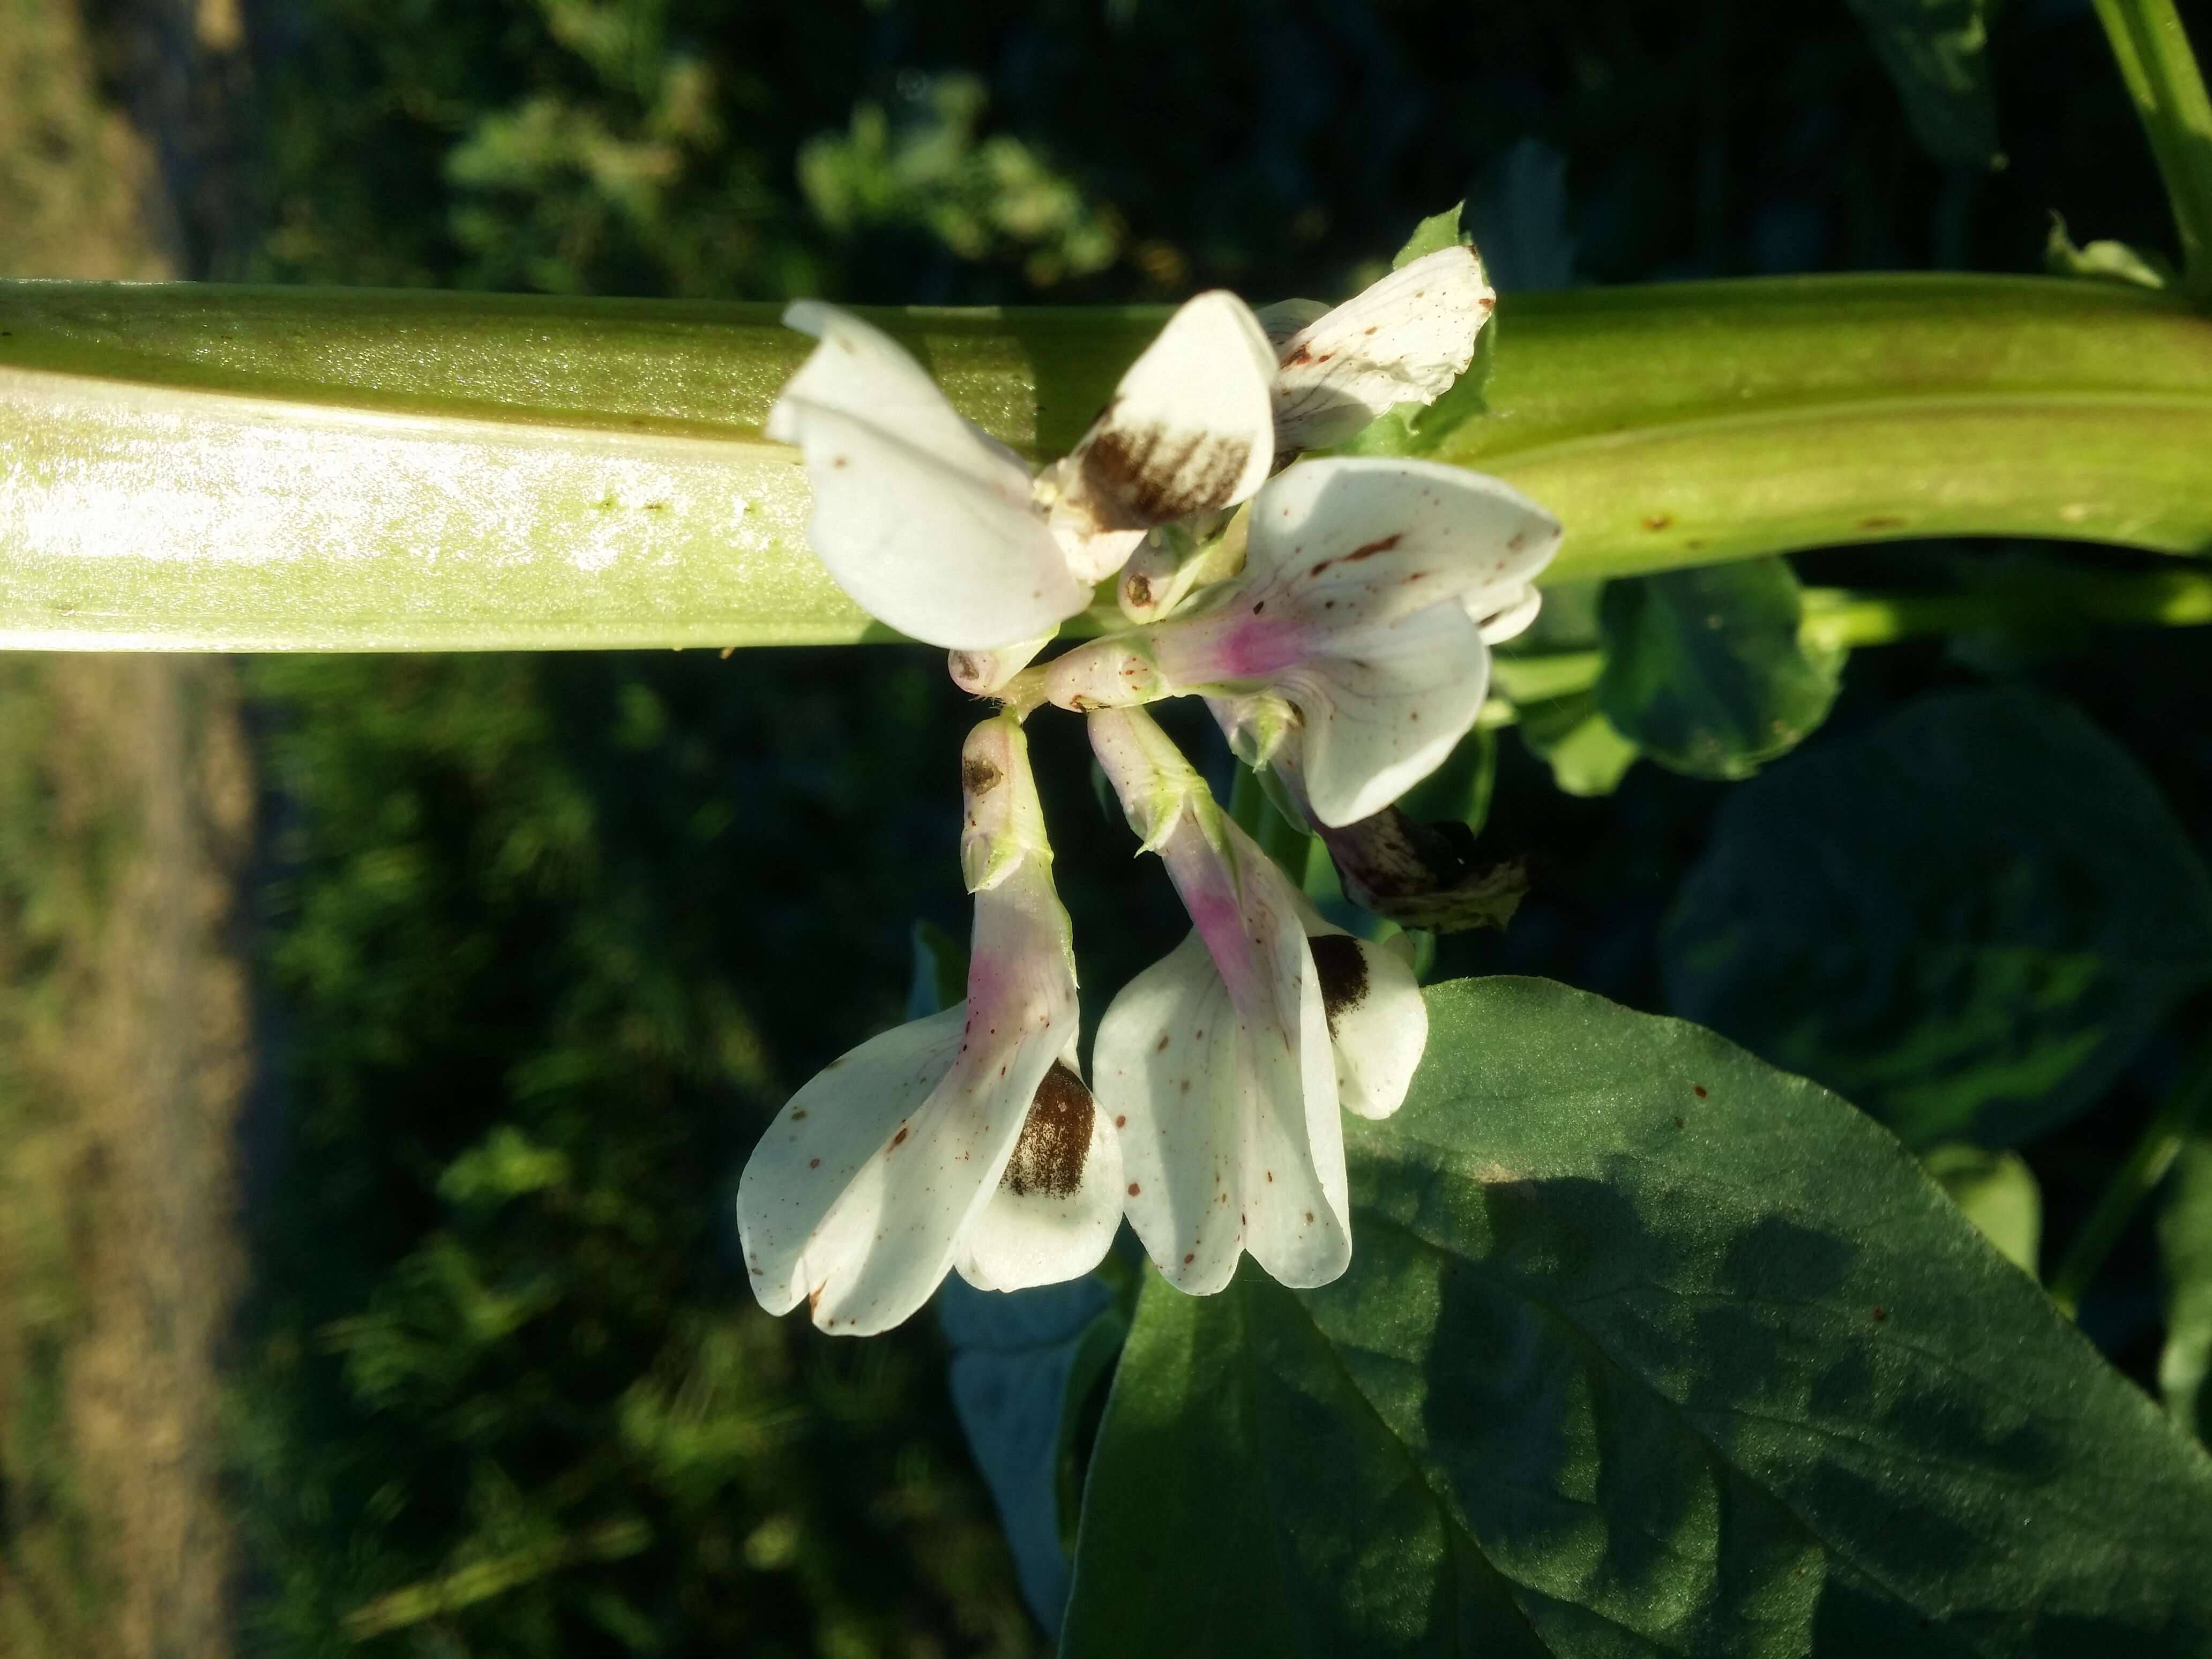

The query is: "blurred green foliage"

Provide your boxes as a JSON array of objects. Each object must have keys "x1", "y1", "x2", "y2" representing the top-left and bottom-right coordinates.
[{"x1": 239, "y1": 652, "x2": 1042, "y2": 1655}]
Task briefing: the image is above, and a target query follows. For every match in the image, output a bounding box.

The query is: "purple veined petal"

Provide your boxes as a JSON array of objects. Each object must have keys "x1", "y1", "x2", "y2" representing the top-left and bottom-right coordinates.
[
  {"x1": 1270, "y1": 246, "x2": 1497, "y2": 453},
  {"x1": 1085, "y1": 708, "x2": 1351, "y2": 1295},
  {"x1": 770, "y1": 303, "x2": 1090, "y2": 650},
  {"x1": 1049, "y1": 291, "x2": 1277, "y2": 576}
]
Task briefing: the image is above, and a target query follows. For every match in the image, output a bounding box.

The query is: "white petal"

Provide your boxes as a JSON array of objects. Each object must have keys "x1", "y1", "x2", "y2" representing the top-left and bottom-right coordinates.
[
  {"x1": 955, "y1": 1068, "x2": 1124, "y2": 1292},
  {"x1": 1307, "y1": 933, "x2": 1427, "y2": 1120},
  {"x1": 1050, "y1": 292, "x2": 1277, "y2": 552},
  {"x1": 1472, "y1": 584, "x2": 1542, "y2": 645},
  {"x1": 1095, "y1": 931, "x2": 1349, "y2": 1295},
  {"x1": 771, "y1": 304, "x2": 1088, "y2": 650},
  {"x1": 1271, "y1": 247, "x2": 1497, "y2": 452},
  {"x1": 1276, "y1": 600, "x2": 1495, "y2": 827},
  {"x1": 735, "y1": 1005, "x2": 966, "y2": 1319},
  {"x1": 1243, "y1": 457, "x2": 1561, "y2": 627},
  {"x1": 736, "y1": 854, "x2": 1078, "y2": 1336}
]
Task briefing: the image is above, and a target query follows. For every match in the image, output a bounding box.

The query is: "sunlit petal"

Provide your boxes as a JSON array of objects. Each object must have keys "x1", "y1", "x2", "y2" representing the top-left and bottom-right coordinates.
[
  {"x1": 1049, "y1": 291, "x2": 1277, "y2": 571},
  {"x1": 1271, "y1": 247, "x2": 1497, "y2": 452},
  {"x1": 771, "y1": 303, "x2": 1089, "y2": 649}
]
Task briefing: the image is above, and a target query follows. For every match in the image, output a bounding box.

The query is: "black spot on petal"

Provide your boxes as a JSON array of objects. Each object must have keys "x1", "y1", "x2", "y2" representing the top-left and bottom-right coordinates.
[
  {"x1": 1309, "y1": 934, "x2": 1370, "y2": 1036},
  {"x1": 1003, "y1": 1063, "x2": 1094, "y2": 1199}
]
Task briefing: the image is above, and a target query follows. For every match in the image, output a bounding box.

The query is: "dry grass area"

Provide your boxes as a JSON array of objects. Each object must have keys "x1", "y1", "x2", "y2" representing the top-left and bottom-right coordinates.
[
  {"x1": 0, "y1": 0, "x2": 171, "y2": 280},
  {"x1": 0, "y1": 6, "x2": 253, "y2": 1656},
  {"x1": 0, "y1": 661, "x2": 253, "y2": 1659}
]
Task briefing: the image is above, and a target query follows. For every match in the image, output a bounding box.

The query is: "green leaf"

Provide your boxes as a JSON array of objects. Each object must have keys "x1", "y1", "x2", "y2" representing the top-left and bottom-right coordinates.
[
  {"x1": 1063, "y1": 977, "x2": 2212, "y2": 1658},
  {"x1": 2161, "y1": 1133, "x2": 2212, "y2": 1445},
  {"x1": 1392, "y1": 203, "x2": 1467, "y2": 270},
  {"x1": 1513, "y1": 687, "x2": 1640, "y2": 797},
  {"x1": 1840, "y1": 0, "x2": 2000, "y2": 170},
  {"x1": 1922, "y1": 1143, "x2": 2042, "y2": 1275},
  {"x1": 1662, "y1": 687, "x2": 2212, "y2": 1148},
  {"x1": 939, "y1": 1274, "x2": 1127, "y2": 1635},
  {"x1": 1596, "y1": 559, "x2": 1841, "y2": 781}
]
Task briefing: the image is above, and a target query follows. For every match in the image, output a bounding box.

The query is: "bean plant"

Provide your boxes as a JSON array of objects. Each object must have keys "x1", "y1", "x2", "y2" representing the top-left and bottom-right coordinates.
[{"x1": 6, "y1": 2, "x2": 2212, "y2": 1653}]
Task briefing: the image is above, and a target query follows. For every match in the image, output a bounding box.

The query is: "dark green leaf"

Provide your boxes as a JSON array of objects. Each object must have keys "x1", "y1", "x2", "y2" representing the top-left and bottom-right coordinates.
[
  {"x1": 1399, "y1": 728, "x2": 1496, "y2": 840},
  {"x1": 1597, "y1": 559, "x2": 1841, "y2": 781},
  {"x1": 907, "y1": 918, "x2": 967, "y2": 1019},
  {"x1": 1662, "y1": 688, "x2": 2212, "y2": 1148},
  {"x1": 1063, "y1": 978, "x2": 2212, "y2": 1658},
  {"x1": 1841, "y1": 0, "x2": 1999, "y2": 169},
  {"x1": 2161, "y1": 1134, "x2": 2212, "y2": 1445},
  {"x1": 939, "y1": 1275, "x2": 1127, "y2": 1634}
]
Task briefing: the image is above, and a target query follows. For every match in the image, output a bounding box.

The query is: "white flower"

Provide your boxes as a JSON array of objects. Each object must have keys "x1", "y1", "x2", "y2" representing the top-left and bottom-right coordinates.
[
  {"x1": 736, "y1": 714, "x2": 1122, "y2": 1335},
  {"x1": 768, "y1": 293, "x2": 1277, "y2": 654},
  {"x1": 1048, "y1": 456, "x2": 1561, "y2": 826},
  {"x1": 1086, "y1": 705, "x2": 1425, "y2": 1295}
]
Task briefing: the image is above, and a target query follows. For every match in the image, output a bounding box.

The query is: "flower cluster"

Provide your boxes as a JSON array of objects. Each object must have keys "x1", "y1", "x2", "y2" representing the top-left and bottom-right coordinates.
[{"x1": 741, "y1": 246, "x2": 1562, "y2": 1332}]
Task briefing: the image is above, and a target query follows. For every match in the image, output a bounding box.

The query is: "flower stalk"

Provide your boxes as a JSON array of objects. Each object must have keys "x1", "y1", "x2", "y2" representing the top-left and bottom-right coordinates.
[{"x1": 2, "y1": 274, "x2": 2210, "y2": 651}]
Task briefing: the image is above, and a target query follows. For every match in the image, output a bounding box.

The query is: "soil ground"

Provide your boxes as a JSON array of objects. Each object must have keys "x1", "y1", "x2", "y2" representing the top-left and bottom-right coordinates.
[{"x1": 0, "y1": 5, "x2": 255, "y2": 1654}]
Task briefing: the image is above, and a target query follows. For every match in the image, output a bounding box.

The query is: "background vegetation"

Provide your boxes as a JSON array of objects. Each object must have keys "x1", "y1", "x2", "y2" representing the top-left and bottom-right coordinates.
[{"x1": 4, "y1": 0, "x2": 2211, "y2": 1653}]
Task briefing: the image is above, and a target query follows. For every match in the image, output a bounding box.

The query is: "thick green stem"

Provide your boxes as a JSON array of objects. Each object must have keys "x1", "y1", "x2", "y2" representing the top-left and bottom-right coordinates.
[
  {"x1": 1, "y1": 275, "x2": 2210, "y2": 650},
  {"x1": 2050, "y1": 1033, "x2": 2212, "y2": 1317},
  {"x1": 2091, "y1": 0, "x2": 2212, "y2": 293}
]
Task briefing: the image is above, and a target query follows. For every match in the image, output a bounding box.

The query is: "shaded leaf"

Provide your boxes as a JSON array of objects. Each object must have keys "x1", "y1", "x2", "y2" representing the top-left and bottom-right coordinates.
[
  {"x1": 938, "y1": 1275, "x2": 1126, "y2": 1634},
  {"x1": 1514, "y1": 687, "x2": 1640, "y2": 797},
  {"x1": 1597, "y1": 559, "x2": 1840, "y2": 781},
  {"x1": 1923, "y1": 1143, "x2": 2041, "y2": 1275},
  {"x1": 1841, "y1": 0, "x2": 1999, "y2": 169},
  {"x1": 1662, "y1": 688, "x2": 2212, "y2": 1148},
  {"x1": 2161, "y1": 1133, "x2": 2212, "y2": 1446},
  {"x1": 1064, "y1": 978, "x2": 2212, "y2": 1658}
]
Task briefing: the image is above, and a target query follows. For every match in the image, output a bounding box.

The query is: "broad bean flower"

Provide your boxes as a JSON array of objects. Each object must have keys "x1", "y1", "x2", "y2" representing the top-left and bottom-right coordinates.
[
  {"x1": 743, "y1": 228, "x2": 1544, "y2": 1332},
  {"x1": 736, "y1": 715, "x2": 1120, "y2": 1334},
  {"x1": 1088, "y1": 705, "x2": 1425, "y2": 1291}
]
